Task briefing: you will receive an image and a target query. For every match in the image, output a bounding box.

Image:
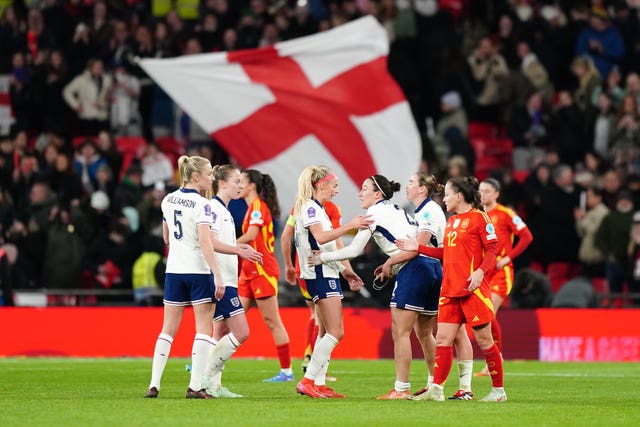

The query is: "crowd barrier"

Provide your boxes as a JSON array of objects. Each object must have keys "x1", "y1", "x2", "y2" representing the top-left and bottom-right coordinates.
[{"x1": 1, "y1": 307, "x2": 639, "y2": 361}]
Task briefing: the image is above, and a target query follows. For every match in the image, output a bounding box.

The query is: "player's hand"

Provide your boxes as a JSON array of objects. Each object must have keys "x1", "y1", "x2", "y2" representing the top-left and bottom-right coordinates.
[
  {"x1": 342, "y1": 269, "x2": 363, "y2": 291},
  {"x1": 395, "y1": 234, "x2": 419, "y2": 252},
  {"x1": 347, "y1": 214, "x2": 373, "y2": 230},
  {"x1": 284, "y1": 265, "x2": 297, "y2": 285},
  {"x1": 373, "y1": 261, "x2": 391, "y2": 281},
  {"x1": 237, "y1": 243, "x2": 263, "y2": 263},
  {"x1": 213, "y1": 277, "x2": 225, "y2": 301},
  {"x1": 496, "y1": 256, "x2": 510, "y2": 270},
  {"x1": 466, "y1": 269, "x2": 484, "y2": 292},
  {"x1": 308, "y1": 250, "x2": 323, "y2": 266}
]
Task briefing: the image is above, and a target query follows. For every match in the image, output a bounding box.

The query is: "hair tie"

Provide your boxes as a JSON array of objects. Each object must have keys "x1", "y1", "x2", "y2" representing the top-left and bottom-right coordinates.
[{"x1": 370, "y1": 175, "x2": 387, "y2": 198}]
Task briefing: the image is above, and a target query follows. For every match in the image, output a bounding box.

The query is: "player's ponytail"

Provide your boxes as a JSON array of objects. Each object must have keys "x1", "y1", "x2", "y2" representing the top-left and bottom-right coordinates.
[
  {"x1": 369, "y1": 174, "x2": 400, "y2": 200},
  {"x1": 178, "y1": 155, "x2": 210, "y2": 188},
  {"x1": 417, "y1": 172, "x2": 444, "y2": 197},
  {"x1": 261, "y1": 174, "x2": 281, "y2": 219},
  {"x1": 448, "y1": 176, "x2": 482, "y2": 210},
  {"x1": 294, "y1": 166, "x2": 333, "y2": 217}
]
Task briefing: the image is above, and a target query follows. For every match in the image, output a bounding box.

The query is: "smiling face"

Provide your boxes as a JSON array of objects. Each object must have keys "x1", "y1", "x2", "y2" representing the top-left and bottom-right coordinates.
[
  {"x1": 359, "y1": 178, "x2": 383, "y2": 209},
  {"x1": 405, "y1": 174, "x2": 424, "y2": 205},
  {"x1": 239, "y1": 172, "x2": 253, "y2": 199},
  {"x1": 314, "y1": 176, "x2": 339, "y2": 203}
]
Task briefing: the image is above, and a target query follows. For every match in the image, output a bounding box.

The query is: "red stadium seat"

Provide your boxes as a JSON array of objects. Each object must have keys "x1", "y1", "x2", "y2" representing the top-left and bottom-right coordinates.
[{"x1": 546, "y1": 262, "x2": 581, "y2": 293}]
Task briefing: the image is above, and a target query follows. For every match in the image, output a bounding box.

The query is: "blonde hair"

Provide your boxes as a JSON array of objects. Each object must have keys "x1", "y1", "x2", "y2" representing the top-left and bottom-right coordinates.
[
  {"x1": 177, "y1": 155, "x2": 211, "y2": 188},
  {"x1": 294, "y1": 166, "x2": 333, "y2": 217}
]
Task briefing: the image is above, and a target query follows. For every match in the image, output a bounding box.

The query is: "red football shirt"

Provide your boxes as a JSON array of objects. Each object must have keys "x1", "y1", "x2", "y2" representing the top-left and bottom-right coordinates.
[
  {"x1": 240, "y1": 197, "x2": 280, "y2": 279},
  {"x1": 441, "y1": 209, "x2": 498, "y2": 297},
  {"x1": 487, "y1": 203, "x2": 531, "y2": 263}
]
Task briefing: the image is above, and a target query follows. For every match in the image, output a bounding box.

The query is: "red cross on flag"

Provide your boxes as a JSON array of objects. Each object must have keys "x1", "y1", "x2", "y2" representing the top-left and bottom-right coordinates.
[{"x1": 140, "y1": 16, "x2": 421, "y2": 221}]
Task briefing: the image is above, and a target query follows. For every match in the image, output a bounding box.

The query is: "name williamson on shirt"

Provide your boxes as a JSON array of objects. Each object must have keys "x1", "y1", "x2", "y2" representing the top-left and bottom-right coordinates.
[{"x1": 167, "y1": 196, "x2": 196, "y2": 208}]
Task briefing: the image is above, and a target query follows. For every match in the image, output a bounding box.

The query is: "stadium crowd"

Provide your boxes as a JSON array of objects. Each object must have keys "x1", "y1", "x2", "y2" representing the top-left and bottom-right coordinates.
[{"x1": 1, "y1": 0, "x2": 640, "y2": 308}]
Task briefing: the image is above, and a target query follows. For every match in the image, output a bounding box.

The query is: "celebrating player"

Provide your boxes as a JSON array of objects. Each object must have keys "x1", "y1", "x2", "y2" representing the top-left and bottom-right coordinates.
[
  {"x1": 396, "y1": 177, "x2": 506, "y2": 402},
  {"x1": 310, "y1": 174, "x2": 442, "y2": 399},
  {"x1": 294, "y1": 166, "x2": 371, "y2": 398}
]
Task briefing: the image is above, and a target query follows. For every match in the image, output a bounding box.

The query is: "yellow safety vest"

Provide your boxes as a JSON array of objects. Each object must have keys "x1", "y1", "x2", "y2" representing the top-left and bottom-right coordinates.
[
  {"x1": 175, "y1": 0, "x2": 199, "y2": 20},
  {"x1": 151, "y1": 0, "x2": 173, "y2": 18},
  {"x1": 132, "y1": 252, "x2": 162, "y2": 289}
]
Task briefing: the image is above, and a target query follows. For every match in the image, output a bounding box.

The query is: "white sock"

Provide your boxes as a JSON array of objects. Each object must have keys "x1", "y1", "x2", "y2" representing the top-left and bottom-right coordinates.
[
  {"x1": 427, "y1": 375, "x2": 434, "y2": 388},
  {"x1": 315, "y1": 359, "x2": 329, "y2": 386},
  {"x1": 188, "y1": 333, "x2": 214, "y2": 391},
  {"x1": 281, "y1": 367, "x2": 293, "y2": 375},
  {"x1": 209, "y1": 340, "x2": 224, "y2": 389},
  {"x1": 304, "y1": 333, "x2": 339, "y2": 381},
  {"x1": 204, "y1": 333, "x2": 239, "y2": 380},
  {"x1": 149, "y1": 333, "x2": 173, "y2": 389},
  {"x1": 394, "y1": 380, "x2": 410, "y2": 392},
  {"x1": 457, "y1": 359, "x2": 473, "y2": 391}
]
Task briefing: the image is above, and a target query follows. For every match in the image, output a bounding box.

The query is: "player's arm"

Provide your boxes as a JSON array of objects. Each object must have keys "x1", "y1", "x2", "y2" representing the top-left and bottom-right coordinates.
[
  {"x1": 377, "y1": 230, "x2": 432, "y2": 278},
  {"x1": 309, "y1": 215, "x2": 372, "y2": 245},
  {"x1": 237, "y1": 224, "x2": 259, "y2": 244},
  {"x1": 210, "y1": 230, "x2": 262, "y2": 262},
  {"x1": 497, "y1": 215, "x2": 533, "y2": 269},
  {"x1": 280, "y1": 215, "x2": 297, "y2": 285},
  {"x1": 316, "y1": 228, "x2": 371, "y2": 262},
  {"x1": 198, "y1": 223, "x2": 225, "y2": 300},
  {"x1": 162, "y1": 219, "x2": 169, "y2": 245}
]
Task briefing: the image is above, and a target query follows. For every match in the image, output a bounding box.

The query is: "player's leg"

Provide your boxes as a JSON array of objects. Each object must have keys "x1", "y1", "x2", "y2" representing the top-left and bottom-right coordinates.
[
  {"x1": 377, "y1": 308, "x2": 417, "y2": 400},
  {"x1": 450, "y1": 325, "x2": 474, "y2": 400},
  {"x1": 146, "y1": 304, "x2": 184, "y2": 397}
]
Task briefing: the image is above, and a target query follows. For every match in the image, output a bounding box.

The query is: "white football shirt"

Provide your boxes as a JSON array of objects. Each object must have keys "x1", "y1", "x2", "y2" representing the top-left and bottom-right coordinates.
[
  {"x1": 209, "y1": 196, "x2": 238, "y2": 287},
  {"x1": 295, "y1": 199, "x2": 342, "y2": 280},
  {"x1": 161, "y1": 188, "x2": 213, "y2": 274},
  {"x1": 414, "y1": 197, "x2": 446, "y2": 248}
]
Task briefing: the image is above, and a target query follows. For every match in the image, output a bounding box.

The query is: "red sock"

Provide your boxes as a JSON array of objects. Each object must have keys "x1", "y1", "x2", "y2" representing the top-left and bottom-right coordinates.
[
  {"x1": 304, "y1": 317, "x2": 315, "y2": 356},
  {"x1": 491, "y1": 319, "x2": 503, "y2": 353},
  {"x1": 483, "y1": 343, "x2": 504, "y2": 387},
  {"x1": 276, "y1": 343, "x2": 291, "y2": 370},
  {"x1": 433, "y1": 345, "x2": 453, "y2": 386}
]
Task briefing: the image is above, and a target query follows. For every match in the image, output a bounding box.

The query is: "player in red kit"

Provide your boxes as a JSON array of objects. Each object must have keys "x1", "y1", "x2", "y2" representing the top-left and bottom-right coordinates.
[
  {"x1": 476, "y1": 178, "x2": 533, "y2": 376},
  {"x1": 396, "y1": 177, "x2": 506, "y2": 402}
]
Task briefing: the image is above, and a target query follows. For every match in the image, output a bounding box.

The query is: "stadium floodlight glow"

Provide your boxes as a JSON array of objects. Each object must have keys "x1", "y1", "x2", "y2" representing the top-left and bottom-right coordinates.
[{"x1": 297, "y1": 0, "x2": 308, "y2": 7}]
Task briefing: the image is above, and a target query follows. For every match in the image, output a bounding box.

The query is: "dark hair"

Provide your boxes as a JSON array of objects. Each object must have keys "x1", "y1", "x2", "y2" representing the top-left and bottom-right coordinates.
[
  {"x1": 416, "y1": 172, "x2": 444, "y2": 197},
  {"x1": 482, "y1": 177, "x2": 501, "y2": 192},
  {"x1": 245, "y1": 169, "x2": 281, "y2": 218},
  {"x1": 448, "y1": 176, "x2": 482, "y2": 210},
  {"x1": 212, "y1": 164, "x2": 237, "y2": 194},
  {"x1": 369, "y1": 174, "x2": 401, "y2": 200}
]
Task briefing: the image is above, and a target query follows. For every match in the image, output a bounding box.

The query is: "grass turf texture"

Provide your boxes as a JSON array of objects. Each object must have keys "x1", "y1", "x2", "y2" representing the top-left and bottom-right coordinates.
[{"x1": 2, "y1": 358, "x2": 639, "y2": 426}]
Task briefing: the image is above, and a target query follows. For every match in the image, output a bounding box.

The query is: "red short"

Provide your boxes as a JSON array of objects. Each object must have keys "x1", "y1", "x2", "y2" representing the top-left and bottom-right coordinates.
[
  {"x1": 297, "y1": 278, "x2": 312, "y2": 301},
  {"x1": 488, "y1": 264, "x2": 514, "y2": 299},
  {"x1": 238, "y1": 273, "x2": 278, "y2": 300},
  {"x1": 438, "y1": 289, "x2": 495, "y2": 327}
]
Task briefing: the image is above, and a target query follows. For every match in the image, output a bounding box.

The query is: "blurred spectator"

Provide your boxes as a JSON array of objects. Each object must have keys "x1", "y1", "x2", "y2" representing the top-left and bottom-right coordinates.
[
  {"x1": 95, "y1": 131, "x2": 122, "y2": 182},
  {"x1": 535, "y1": 164, "x2": 582, "y2": 268},
  {"x1": 73, "y1": 138, "x2": 106, "y2": 195},
  {"x1": 0, "y1": 5, "x2": 24, "y2": 74},
  {"x1": 198, "y1": 12, "x2": 223, "y2": 51},
  {"x1": 509, "y1": 267, "x2": 553, "y2": 308},
  {"x1": 549, "y1": 90, "x2": 587, "y2": 166},
  {"x1": 590, "y1": 92, "x2": 617, "y2": 158},
  {"x1": 130, "y1": 25, "x2": 156, "y2": 142},
  {"x1": 63, "y1": 58, "x2": 113, "y2": 136},
  {"x1": 610, "y1": 94, "x2": 640, "y2": 170},
  {"x1": 551, "y1": 276, "x2": 599, "y2": 308},
  {"x1": 131, "y1": 245, "x2": 165, "y2": 306},
  {"x1": 624, "y1": 72, "x2": 640, "y2": 107},
  {"x1": 154, "y1": 20, "x2": 180, "y2": 58},
  {"x1": 590, "y1": 65, "x2": 625, "y2": 109},
  {"x1": 600, "y1": 168, "x2": 623, "y2": 210},
  {"x1": 8, "y1": 51, "x2": 33, "y2": 133},
  {"x1": 88, "y1": 0, "x2": 113, "y2": 54},
  {"x1": 50, "y1": 152, "x2": 83, "y2": 205},
  {"x1": 112, "y1": 163, "x2": 143, "y2": 212},
  {"x1": 595, "y1": 189, "x2": 634, "y2": 299},
  {"x1": 574, "y1": 186, "x2": 609, "y2": 278},
  {"x1": 140, "y1": 141, "x2": 173, "y2": 188},
  {"x1": 626, "y1": 211, "x2": 640, "y2": 306},
  {"x1": 517, "y1": 39, "x2": 553, "y2": 104},
  {"x1": 508, "y1": 91, "x2": 548, "y2": 170},
  {"x1": 467, "y1": 36, "x2": 510, "y2": 122},
  {"x1": 575, "y1": 6, "x2": 624, "y2": 82},
  {"x1": 37, "y1": 49, "x2": 72, "y2": 136},
  {"x1": 571, "y1": 55, "x2": 601, "y2": 113},
  {"x1": 110, "y1": 63, "x2": 141, "y2": 136},
  {"x1": 42, "y1": 202, "x2": 87, "y2": 295},
  {"x1": 432, "y1": 90, "x2": 468, "y2": 169}
]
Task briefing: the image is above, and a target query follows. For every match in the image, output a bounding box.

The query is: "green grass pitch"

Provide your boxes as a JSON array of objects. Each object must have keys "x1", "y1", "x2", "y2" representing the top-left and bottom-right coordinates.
[{"x1": 1, "y1": 358, "x2": 639, "y2": 426}]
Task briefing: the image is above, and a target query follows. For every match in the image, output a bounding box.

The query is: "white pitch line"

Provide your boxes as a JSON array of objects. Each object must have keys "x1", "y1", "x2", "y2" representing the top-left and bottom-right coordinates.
[{"x1": 507, "y1": 372, "x2": 640, "y2": 378}]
